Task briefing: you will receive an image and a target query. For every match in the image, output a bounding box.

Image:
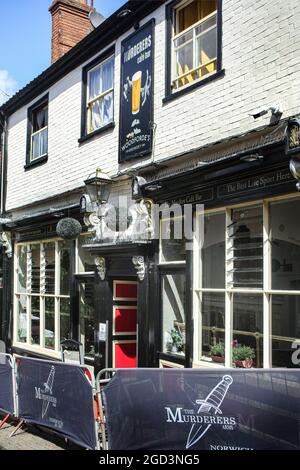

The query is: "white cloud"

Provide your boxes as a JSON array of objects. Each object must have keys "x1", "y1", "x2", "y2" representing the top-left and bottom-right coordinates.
[{"x1": 0, "y1": 70, "x2": 17, "y2": 105}]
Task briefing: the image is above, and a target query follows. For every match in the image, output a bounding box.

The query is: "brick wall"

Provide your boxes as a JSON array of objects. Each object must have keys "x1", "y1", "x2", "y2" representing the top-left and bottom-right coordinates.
[
  {"x1": 5, "y1": 0, "x2": 300, "y2": 212},
  {"x1": 50, "y1": 0, "x2": 93, "y2": 63}
]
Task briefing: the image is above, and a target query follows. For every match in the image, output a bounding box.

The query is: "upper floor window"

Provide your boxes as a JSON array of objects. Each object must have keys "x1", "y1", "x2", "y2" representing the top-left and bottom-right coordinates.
[
  {"x1": 85, "y1": 53, "x2": 114, "y2": 136},
  {"x1": 165, "y1": 0, "x2": 222, "y2": 99},
  {"x1": 26, "y1": 95, "x2": 48, "y2": 167},
  {"x1": 173, "y1": 0, "x2": 217, "y2": 90}
]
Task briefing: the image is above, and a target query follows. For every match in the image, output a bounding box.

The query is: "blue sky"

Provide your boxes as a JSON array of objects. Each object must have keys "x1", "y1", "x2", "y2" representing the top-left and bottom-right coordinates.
[{"x1": 0, "y1": 0, "x2": 126, "y2": 104}]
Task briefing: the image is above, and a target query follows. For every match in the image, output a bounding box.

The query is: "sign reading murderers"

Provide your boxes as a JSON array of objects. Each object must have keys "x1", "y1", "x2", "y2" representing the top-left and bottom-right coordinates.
[
  {"x1": 103, "y1": 369, "x2": 300, "y2": 451},
  {"x1": 17, "y1": 357, "x2": 97, "y2": 450},
  {"x1": 0, "y1": 354, "x2": 15, "y2": 415},
  {"x1": 119, "y1": 20, "x2": 154, "y2": 162}
]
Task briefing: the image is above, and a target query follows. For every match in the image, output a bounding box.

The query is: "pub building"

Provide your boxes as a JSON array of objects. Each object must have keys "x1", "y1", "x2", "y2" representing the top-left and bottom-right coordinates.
[{"x1": 0, "y1": 0, "x2": 300, "y2": 373}]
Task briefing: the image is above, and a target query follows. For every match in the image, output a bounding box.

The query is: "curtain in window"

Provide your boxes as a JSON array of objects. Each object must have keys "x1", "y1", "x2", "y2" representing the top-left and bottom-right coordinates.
[{"x1": 89, "y1": 68, "x2": 101, "y2": 100}]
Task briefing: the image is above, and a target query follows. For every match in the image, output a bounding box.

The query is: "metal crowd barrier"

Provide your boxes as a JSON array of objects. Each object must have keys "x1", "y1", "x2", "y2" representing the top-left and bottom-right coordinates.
[
  {"x1": 0, "y1": 353, "x2": 17, "y2": 430},
  {"x1": 95, "y1": 368, "x2": 119, "y2": 450},
  {"x1": 0, "y1": 354, "x2": 100, "y2": 450}
]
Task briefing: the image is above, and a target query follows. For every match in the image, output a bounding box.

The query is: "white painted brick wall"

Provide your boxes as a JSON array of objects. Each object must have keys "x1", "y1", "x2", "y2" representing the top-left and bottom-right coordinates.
[{"x1": 6, "y1": 0, "x2": 300, "y2": 211}]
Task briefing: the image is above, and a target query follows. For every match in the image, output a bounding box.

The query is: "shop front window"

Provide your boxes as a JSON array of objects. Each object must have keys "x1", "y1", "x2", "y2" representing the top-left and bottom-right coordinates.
[
  {"x1": 14, "y1": 240, "x2": 71, "y2": 353},
  {"x1": 196, "y1": 197, "x2": 300, "y2": 369},
  {"x1": 162, "y1": 273, "x2": 186, "y2": 356}
]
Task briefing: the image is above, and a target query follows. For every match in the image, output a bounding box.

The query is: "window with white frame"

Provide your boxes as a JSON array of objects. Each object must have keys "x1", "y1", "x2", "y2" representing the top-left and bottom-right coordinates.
[
  {"x1": 172, "y1": 0, "x2": 218, "y2": 90},
  {"x1": 195, "y1": 196, "x2": 300, "y2": 369},
  {"x1": 86, "y1": 54, "x2": 114, "y2": 134},
  {"x1": 160, "y1": 214, "x2": 187, "y2": 357},
  {"x1": 27, "y1": 98, "x2": 48, "y2": 163},
  {"x1": 14, "y1": 240, "x2": 71, "y2": 353}
]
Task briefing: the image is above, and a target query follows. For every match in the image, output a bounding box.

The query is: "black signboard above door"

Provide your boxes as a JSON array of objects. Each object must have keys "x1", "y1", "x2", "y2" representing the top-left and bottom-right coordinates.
[{"x1": 119, "y1": 20, "x2": 155, "y2": 162}]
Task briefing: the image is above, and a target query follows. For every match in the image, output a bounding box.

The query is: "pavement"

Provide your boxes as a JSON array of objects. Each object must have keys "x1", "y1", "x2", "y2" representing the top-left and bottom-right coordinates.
[{"x1": 0, "y1": 416, "x2": 81, "y2": 450}]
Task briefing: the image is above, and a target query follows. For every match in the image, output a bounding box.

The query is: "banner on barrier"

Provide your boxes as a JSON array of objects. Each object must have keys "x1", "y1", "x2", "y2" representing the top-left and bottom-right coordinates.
[
  {"x1": 0, "y1": 354, "x2": 15, "y2": 416},
  {"x1": 17, "y1": 357, "x2": 97, "y2": 450},
  {"x1": 103, "y1": 369, "x2": 300, "y2": 451}
]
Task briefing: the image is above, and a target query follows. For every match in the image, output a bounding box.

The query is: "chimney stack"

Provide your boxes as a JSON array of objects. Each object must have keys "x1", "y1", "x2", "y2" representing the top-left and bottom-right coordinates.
[{"x1": 49, "y1": 0, "x2": 94, "y2": 63}]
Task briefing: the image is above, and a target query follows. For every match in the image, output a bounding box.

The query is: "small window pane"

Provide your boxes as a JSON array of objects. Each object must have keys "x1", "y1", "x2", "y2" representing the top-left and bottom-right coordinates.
[
  {"x1": 161, "y1": 217, "x2": 185, "y2": 262},
  {"x1": 202, "y1": 212, "x2": 225, "y2": 288},
  {"x1": 88, "y1": 67, "x2": 101, "y2": 100},
  {"x1": 174, "y1": 30, "x2": 193, "y2": 48},
  {"x1": 196, "y1": 26, "x2": 217, "y2": 71},
  {"x1": 176, "y1": 0, "x2": 217, "y2": 34},
  {"x1": 78, "y1": 235, "x2": 95, "y2": 272},
  {"x1": 175, "y1": 42, "x2": 193, "y2": 76},
  {"x1": 45, "y1": 297, "x2": 55, "y2": 350},
  {"x1": 32, "y1": 133, "x2": 40, "y2": 160},
  {"x1": 201, "y1": 292, "x2": 225, "y2": 361},
  {"x1": 31, "y1": 245, "x2": 40, "y2": 293},
  {"x1": 272, "y1": 295, "x2": 300, "y2": 368},
  {"x1": 60, "y1": 298, "x2": 70, "y2": 343},
  {"x1": 80, "y1": 282, "x2": 95, "y2": 358},
  {"x1": 40, "y1": 128, "x2": 48, "y2": 156},
  {"x1": 31, "y1": 296, "x2": 40, "y2": 345},
  {"x1": 44, "y1": 243, "x2": 55, "y2": 294},
  {"x1": 59, "y1": 241, "x2": 70, "y2": 295},
  {"x1": 101, "y1": 57, "x2": 114, "y2": 91},
  {"x1": 195, "y1": 13, "x2": 217, "y2": 36},
  {"x1": 229, "y1": 206, "x2": 263, "y2": 288},
  {"x1": 271, "y1": 199, "x2": 300, "y2": 290},
  {"x1": 162, "y1": 273, "x2": 186, "y2": 355},
  {"x1": 233, "y1": 294, "x2": 263, "y2": 368},
  {"x1": 17, "y1": 246, "x2": 27, "y2": 293},
  {"x1": 17, "y1": 295, "x2": 27, "y2": 343}
]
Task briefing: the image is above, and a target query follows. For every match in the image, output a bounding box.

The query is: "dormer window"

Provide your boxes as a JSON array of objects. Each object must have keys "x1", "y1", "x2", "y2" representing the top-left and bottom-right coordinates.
[{"x1": 26, "y1": 94, "x2": 49, "y2": 168}]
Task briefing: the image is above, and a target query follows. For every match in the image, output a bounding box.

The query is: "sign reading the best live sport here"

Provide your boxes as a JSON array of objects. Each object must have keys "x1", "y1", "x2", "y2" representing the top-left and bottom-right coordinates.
[{"x1": 119, "y1": 20, "x2": 154, "y2": 162}]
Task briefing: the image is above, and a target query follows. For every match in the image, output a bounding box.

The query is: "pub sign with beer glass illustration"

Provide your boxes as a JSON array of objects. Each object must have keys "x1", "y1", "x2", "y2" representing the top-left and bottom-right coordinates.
[{"x1": 119, "y1": 20, "x2": 154, "y2": 162}]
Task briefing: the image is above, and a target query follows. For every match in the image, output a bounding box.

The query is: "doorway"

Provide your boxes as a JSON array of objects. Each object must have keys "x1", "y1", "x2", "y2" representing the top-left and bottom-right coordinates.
[{"x1": 111, "y1": 280, "x2": 138, "y2": 368}]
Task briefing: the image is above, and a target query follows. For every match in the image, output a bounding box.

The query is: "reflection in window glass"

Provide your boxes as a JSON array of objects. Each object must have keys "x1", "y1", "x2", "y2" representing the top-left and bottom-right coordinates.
[
  {"x1": 233, "y1": 294, "x2": 263, "y2": 368},
  {"x1": 78, "y1": 235, "x2": 95, "y2": 272},
  {"x1": 60, "y1": 298, "x2": 70, "y2": 343},
  {"x1": 162, "y1": 273, "x2": 186, "y2": 355},
  {"x1": 161, "y1": 217, "x2": 185, "y2": 262},
  {"x1": 31, "y1": 296, "x2": 40, "y2": 345},
  {"x1": 80, "y1": 282, "x2": 95, "y2": 357},
  {"x1": 17, "y1": 246, "x2": 27, "y2": 293},
  {"x1": 271, "y1": 200, "x2": 300, "y2": 291},
  {"x1": 201, "y1": 292, "x2": 225, "y2": 360},
  {"x1": 44, "y1": 243, "x2": 55, "y2": 294},
  {"x1": 272, "y1": 295, "x2": 300, "y2": 368},
  {"x1": 17, "y1": 295, "x2": 27, "y2": 343},
  {"x1": 229, "y1": 206, "x2": 263, "y2": 288},
  {"x1": 202, "y1": 212, "x2": 225, "y2": 288},
  {"x1": 31, "y1": 245, "x2": 40, "y2": 293},
  {"x1": 45, "y1": 297, "x2": 55, "y2": 350},
  {"x1": 59, "y1": 241, "x2": 70, "y2": 295}
]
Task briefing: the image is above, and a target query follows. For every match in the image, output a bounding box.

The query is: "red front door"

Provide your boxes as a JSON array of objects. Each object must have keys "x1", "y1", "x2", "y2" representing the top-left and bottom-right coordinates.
[{"x1": 112, "y1": 280, "x2": 138, "y2": 368}]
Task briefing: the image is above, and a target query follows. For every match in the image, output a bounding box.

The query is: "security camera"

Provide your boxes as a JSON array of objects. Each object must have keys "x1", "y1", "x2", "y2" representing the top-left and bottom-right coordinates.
[{"x1": 250, "y1": 104, "x2": 282, "y2": 120}]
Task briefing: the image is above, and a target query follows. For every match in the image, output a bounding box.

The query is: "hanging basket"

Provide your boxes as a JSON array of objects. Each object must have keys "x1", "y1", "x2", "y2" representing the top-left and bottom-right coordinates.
[{"x1": 56, "y1": 218, "x2": 82, "y2": 240}]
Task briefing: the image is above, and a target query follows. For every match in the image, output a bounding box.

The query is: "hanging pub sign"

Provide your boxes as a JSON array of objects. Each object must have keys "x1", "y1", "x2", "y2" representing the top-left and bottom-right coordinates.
[{"x1": 119, "y1": 20, "x2": 155, "y2": 162}]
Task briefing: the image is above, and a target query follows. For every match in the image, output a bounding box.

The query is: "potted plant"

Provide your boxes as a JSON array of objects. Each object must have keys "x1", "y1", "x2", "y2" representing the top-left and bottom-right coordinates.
[
  {"x1": 210, "y1": 342, "x2": 225, "y2": 363},
  {"x1": 232, "y1": 345, "x2": 255, "y2": 368},
  {"x1": 167, "y1": 328, "x2": 184, "y2": 354}
]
